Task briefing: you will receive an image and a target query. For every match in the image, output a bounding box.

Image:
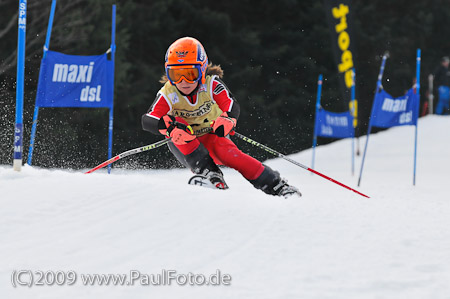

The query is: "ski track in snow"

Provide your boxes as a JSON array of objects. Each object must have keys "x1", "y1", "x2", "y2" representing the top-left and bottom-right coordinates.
[{"x1": 1, "y1": 115, "x2": 450, "y2": 299}]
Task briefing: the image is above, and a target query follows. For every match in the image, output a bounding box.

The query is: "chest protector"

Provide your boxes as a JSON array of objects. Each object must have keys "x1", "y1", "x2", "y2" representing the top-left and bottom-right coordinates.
[{"x1": 159, "y1": 75, "x2": 223, "y2": 136}]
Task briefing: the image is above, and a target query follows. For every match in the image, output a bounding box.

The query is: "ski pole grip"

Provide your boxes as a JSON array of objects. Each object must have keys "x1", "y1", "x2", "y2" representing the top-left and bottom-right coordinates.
[{"x1": 172, "y1": 121, "x2": 194, "y2": 135}]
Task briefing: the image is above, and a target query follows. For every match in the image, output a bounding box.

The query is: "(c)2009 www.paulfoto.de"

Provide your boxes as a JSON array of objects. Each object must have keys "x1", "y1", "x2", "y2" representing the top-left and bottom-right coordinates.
[{"x1": 11, "y1": 269, "x2": 232, "y2": 287}]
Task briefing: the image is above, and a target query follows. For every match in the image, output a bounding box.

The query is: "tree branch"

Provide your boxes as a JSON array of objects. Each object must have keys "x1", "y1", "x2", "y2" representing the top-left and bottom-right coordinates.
[{"x1": 0, "y1": 12, "x2": 17, "y2": 39}]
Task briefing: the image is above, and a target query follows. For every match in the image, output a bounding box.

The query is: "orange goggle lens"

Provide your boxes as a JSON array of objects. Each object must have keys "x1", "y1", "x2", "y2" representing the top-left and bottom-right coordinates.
[{"x1": 167, "y1": 67, "x2": 200, "y2": 84}]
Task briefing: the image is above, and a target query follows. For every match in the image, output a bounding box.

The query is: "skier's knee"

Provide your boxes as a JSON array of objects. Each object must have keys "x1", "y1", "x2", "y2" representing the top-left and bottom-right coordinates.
[
  {"x1": 168, "y1": 142, "x2": 189, "y2": 168},
  {"x1": 185, "y1": 144, "x2": 221, "y2": 175}
]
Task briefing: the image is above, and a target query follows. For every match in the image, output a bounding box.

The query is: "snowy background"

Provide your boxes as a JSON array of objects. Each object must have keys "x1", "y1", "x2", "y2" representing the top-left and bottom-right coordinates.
[{"x1": 1, "y1": 115, "x2": 449, "y2": 299}]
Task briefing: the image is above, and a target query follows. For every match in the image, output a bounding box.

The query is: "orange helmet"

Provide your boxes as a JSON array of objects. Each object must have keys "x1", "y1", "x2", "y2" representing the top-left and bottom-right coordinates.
[{"x1": 165, "y1": 37, "x2": 208, "y2": 85}]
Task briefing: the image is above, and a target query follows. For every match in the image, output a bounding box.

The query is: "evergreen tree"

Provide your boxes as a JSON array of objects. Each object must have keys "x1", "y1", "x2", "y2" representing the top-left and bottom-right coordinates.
[{"x1": 1, "y1": 0, "x2": 449, "y2": 168}]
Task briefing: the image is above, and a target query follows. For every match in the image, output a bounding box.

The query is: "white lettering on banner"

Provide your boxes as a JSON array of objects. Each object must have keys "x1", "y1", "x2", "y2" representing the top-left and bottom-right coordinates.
[
  {"x1": 320, "y1": 125, "x2": 333, "y2": 136},
  {"x1": 53, "y1": 64, "x2": 68, "y2": 82},
  {"x1": 80, "y1": 85, "x2": 102, "y2": 102},
  {"x1": 381, "y1": 97, "x2": 408, "y2": 112},
  {"x1": 399, "y1": 111, "x2": 413, "y2": 124},
  {"x1": 76, "y1": 65, "x2": 89, "y2": 83},
  {"x1": 67, "y1": 65, "x2": 77, "y2": 82},
  {"x1": 325, "y1": 115, "x2": 348, "y2": 127},
  {"x1": 52, "y1": 62, "x2": 94, "y2": 83}
]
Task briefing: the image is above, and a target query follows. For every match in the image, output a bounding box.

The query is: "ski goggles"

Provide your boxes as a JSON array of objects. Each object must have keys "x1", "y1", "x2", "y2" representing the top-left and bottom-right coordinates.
[{"x1": 166, "y1": 65, "x2": 202, "y2": 85}]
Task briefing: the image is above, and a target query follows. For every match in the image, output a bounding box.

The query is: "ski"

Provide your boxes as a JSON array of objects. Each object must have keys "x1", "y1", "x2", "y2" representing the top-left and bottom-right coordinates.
[{"x1": 188, "y1": 175, "x2": 228, "y2": 190}]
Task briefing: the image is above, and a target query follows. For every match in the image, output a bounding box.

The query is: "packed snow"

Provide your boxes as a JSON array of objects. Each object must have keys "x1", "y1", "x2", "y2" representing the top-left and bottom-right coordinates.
[{"x1": 1, "y1": 115, "x2": 449, "y2": 299}]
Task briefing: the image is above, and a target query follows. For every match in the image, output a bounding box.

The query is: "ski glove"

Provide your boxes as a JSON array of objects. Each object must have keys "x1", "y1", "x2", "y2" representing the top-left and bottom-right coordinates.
[
  {"x1": 158, "y1": 115, "x2": 196, "y2": 145},
  {"x1": 169, "y1": 127, "x2": 196, "y2": 145},
  {"x1": 212, "y1": 112, "x2": 237, "y2": 137}
]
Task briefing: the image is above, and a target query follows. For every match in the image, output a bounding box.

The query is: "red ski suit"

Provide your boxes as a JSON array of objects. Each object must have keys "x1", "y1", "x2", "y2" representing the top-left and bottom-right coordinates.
[{"x1": 144, "y1": 77, "x2": 264, "y2": 180}]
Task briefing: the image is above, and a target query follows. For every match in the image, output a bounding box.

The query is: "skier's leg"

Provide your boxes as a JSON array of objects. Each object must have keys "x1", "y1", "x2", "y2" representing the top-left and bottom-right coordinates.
[
  {"x1": 169, "y1": 139, "x2": 228, "y2": 189},
  {"x1": 168, "y1": 141, "x2": 190, "y2": 168},
  {"x1": 248, "y1": 165, "x2": 302, "y2": 198},
  {"x1": 201, "y1": 134, "x2": 264, "y2": 180},
  {"x1": 202, "y1": 134, "x2": 300, "y2": 197}
]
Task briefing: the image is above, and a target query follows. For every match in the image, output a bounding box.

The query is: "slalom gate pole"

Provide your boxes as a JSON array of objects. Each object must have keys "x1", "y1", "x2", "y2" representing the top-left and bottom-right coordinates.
[
  {"x1": 85, "y1": 138, "x2": 171, "y2": 174},
  {"x1": 311, "y1": 74, "x2": 323, "y2": 171},
  {"x1": 107, "y1": 4, "x2": 116, "y2": 174},
  {"x1": 413, "y1": 49, "x2": 421, "y2": 186},
  {"x1": 233, "y1": 132, "x2": 370, "y2": 198},
  {"x1": 14, "y1": 0, "x2": 27, "y2": 171},
  {"x1": 357, "y1": 51, "x2": 389, "y2": 187},
  {"x1": 28, "y1": 0, "x2": 57, "y2": 166},
  {"x1": 350, "y1": 68, "x2": 356, "y2": 176}
]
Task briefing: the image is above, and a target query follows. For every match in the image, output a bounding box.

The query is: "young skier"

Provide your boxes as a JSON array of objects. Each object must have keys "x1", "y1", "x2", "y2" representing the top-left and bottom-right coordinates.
[{"x1": 141, "y1": 37, "x2": 301, "y2": 198}]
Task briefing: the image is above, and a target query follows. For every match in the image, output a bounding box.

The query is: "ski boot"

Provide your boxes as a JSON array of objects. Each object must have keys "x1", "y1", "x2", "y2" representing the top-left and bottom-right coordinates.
[
  {"x1": 249, "y1": 165, "x2": 301, "y2": 198},
  {"x1": 185, "y1": 144, "x2": 229, "y2": 190},
  {"x1": 188, "y1": 168, "x2": 228, "y2": 190}
]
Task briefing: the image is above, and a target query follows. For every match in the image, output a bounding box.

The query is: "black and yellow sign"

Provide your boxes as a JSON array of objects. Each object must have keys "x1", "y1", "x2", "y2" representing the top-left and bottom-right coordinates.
[{"x1": 324, "y1": 0, "x2": 358, "y2": 127}]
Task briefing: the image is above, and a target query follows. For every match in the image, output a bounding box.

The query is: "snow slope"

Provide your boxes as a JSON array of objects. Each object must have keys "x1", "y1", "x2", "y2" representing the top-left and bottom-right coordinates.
[{"x1": 1, "y1": 115, "x2": 449, "y2": 299}]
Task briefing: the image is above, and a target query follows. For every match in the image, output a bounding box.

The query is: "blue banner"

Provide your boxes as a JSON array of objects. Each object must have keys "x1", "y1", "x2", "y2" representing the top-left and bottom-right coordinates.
[
  {"x1": 370, "y1": 88, "x2": 419, "y2": 128},
  {"x1": 35, "y1": 50, "x2": 113, "y2": 108},
  {"x1": 316, "y1": 109, "x2": 354, "y2": 138}
]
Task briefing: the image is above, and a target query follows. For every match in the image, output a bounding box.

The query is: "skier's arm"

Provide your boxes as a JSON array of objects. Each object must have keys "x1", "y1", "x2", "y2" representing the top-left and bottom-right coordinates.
[
  {"x1": 212, "y1": 78, "x2": 240, "y2": 120},
  {"x1": 141, "y1": 93, "x2": 171, "y2": 135}
]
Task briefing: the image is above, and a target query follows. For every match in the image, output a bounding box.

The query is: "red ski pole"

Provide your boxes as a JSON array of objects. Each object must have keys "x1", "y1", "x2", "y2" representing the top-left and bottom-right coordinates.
[
  {"x1": 85, "y1": 121, "x2": 194, "y2": 174},
  {"x1": 85, "y1": 138, "x2": 171, "y2": 174},
  {"x1": 233, "y1": 132, "x2": 370, "y2": 198}
]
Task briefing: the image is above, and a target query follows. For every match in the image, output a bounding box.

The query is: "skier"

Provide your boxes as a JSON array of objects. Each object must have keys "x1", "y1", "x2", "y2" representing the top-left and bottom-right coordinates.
[{"x1": 141, "y1": 37, "x2": 301, "y2": 198}]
